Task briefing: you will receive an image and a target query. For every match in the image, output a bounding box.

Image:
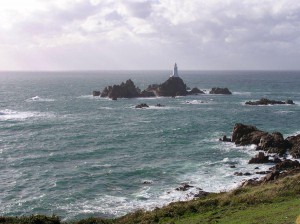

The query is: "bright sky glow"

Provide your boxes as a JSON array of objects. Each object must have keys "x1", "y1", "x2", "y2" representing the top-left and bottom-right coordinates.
[{"x1": 0, "y1": 0, "x2": 300, "y2": 70}]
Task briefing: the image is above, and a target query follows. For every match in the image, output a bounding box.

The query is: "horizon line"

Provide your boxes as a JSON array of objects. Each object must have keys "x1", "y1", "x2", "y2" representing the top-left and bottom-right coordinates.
[{"x1": 1, "y1": 69, "x2": 300, "y2": 72}]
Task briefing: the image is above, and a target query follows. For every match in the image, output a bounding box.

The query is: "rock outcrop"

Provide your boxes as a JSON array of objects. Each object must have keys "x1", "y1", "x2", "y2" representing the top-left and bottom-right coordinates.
[
  {"x1": 232, "y1": 123, "x2": 267, "y2": 146},
  {"x1": 272, "y1": 159, "x2": 300, "y2": 170},
  {"x1": 245, "y1": 98, "x2": 295, "y2": 106},
  {"x1": 92, "y1": 91, "x2": 101, "y2": 96},
  {"x1": 188, "y1": 87, "x2": 205, "y2": 95},
  {"x1": 257, "y1": 132, "x2": 290, "y2": 155},
  {"x1": 286, "y1": 134, "x2": 300, "y2": 158},
  {"x1": 248, "y1": 152, "x2": 270, "y2": 164},
  {"x1": 101, "y1": 79, "x2": 141, "y2": 99},
  {"x1": 100, "y1": 77, "x2": 190, "y2": 99},
  {"x1": 135, "y1": 103, "x2": 149, "y2": 109},
  {"x1": 209, "y1": 87, "x2": 232, "y2": 95},
  {"x1": 231, "y1": 123, "x2": 290, "y2": 155},
  {"x1": 155, "y1": 77, "x2": 188, "y2": 97}
]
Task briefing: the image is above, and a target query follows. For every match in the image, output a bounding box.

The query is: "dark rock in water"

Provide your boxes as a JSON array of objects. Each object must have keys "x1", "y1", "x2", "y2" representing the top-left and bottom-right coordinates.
[
  {"x1": 230, "y1": 165, "x2": 236, "y2": 168},
  {"x1": 92, "y1": 91, "x2": 101, "y2": 96},
  {"x1": 156, "y1": 104, "x2": 164, "y2": 107},
  {"x1": 230, "y1": 123, "x2": 300, "y2": 158},
  {"x1": 193, "y1": 190, "x2": 210, "y2": 198},
  {"x1": 254, "y1": 167, "x2": 259, "y2": 169},
  {"x1": 248, "y1": 152, "x2": 270, "y2": 164},
  {"x1": 234, "y1": 172, "x2": 243, "y2": 176},
  {"x1": 143, "y1": 180, "x2": 153, "y2": 184},
  {"x1": 245, "y1": 98, "x2": 295, "y2": 106},
  {"x1": 219, "y1": 135, "x2": 231, "y2": 142},
  {"x1": 273, "y1": 159, "x2": 300, "y2": 171},
  {"x1": 101, "y1": 79, "x2": 141, "y2": 99},
  {"x1": 285, "y1": 99, "x2": 294, "y2": 104},
  {"x1": 232, "y1": 123, "x2": 267, "y2": 146},
  {"x1": 258, "y1": 132, "x2": 289, "y2": 155},
  {"x1": 176, "y1": 183, "x2": 193, "y2": 191},
  {"x1": 188, "y1": 87, "x2": 205, "y2": 95},
  {"x1": 234, "y1": 172, "x2": 252, "y2": 176},
  {"x1": 155, "y1": 77, "x2": 188, "y2": 97},
  {"x1": 112, "y1": 96, "x2": 117, "y2": 101},
  {"x1": 243, "y1": 172, "x2": 252, "y2": 176},
  {"x1": 286, "y1": 134, "x2": 300, "y2": 158},
  {"x1": 135, "y1": 103, "x2": 149, "y2": 109},
  {"x1": 209, "y1": 87, "x2": 232, "y2": 95},
  {"x1": 272, "y1": 156, "x2": 282, "y2": 164}
]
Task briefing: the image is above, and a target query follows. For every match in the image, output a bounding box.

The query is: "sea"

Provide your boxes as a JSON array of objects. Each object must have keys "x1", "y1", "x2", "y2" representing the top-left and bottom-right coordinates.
[{"x1": 0, "y1": 70, "x2": 300, "y2": 221}]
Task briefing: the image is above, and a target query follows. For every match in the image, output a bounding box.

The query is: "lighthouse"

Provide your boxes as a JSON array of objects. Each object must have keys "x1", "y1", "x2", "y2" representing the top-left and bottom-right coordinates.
[{"x1": 170, "y1": 63, "x2": 179, "y2": 78}]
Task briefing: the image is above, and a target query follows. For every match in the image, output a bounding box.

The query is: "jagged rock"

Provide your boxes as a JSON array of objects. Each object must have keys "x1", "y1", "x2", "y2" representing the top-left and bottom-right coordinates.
[
  {"x1": 230, "y1": 165, "x2": 236, "y2": 168},
  {"x1": 273, "y1": 159, "x2": 300, "y2": 171},
  {"x1": 209, "y1": 87, "x2": 232, "y2": 94},
  {"x1": 155, "y1": 77, "x2": 188, "y2": 97},
  {"x1": 272, "y1": 157, "x2": 282, "y2": 164},
  {"x1": 92, "y1": 91, "x2": 101, "y2": 96},
  {"x1": 286, "y1": 134, "x2": 300, "y2": 158},
  {"x1": 248, "y1": 152, "x2": 270, "y2": 164},
  {"x1": 176, "y1": 183, "x2": 193, "y2": 191},
  {"x1": 219, "y1": 135, "x2": 231, "y2": 142},
  {"x1": 262, "y1": 170, "x2": 280, "y2": 182},
  {"x1": 232, "y1": 123, "x2": 267, "y2": 146},
  {"x1": 101, "y1": 79, "x2": 141, "y2": 99},
  {"x1": 231, "y1": 123, "x2": 289, "y2": 155},
  {"x1": 188, "y1": 87, "x2": 205, "y2": 95},
  {"x1": 139, "y1": 90, "x2": 156, "y2": 97},
  {"x1": 245, "y1": 98, "x2": 295, "y2": 105},
  {"x1": 258, "y1": 132, "x2": 289, "y2": 155},
  {"x1": 135, "y1": 103, "x2": 149, "y2": 109}
]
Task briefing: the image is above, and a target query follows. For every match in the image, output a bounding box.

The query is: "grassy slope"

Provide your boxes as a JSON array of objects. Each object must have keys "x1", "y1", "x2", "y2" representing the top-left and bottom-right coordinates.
[
  {"x1": 115, "y1": 172, "x2": 300, "y2": 224},
  {"x1": 1, "y1": 173, "x2": 300, "y2": 224}
]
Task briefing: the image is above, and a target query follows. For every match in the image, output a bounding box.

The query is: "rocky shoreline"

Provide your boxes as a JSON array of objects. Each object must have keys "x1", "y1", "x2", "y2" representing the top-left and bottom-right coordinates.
[
  {"x1": 219, "y1": 123, "x2": 300, "y2": 188},
  {"x1": 93, "y1": 77, "x2": 232, "y2": 100}
]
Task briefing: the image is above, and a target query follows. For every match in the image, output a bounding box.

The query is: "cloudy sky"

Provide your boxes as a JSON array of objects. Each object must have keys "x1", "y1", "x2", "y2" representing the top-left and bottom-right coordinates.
[{"x1": 0, "y1": 0, "x2": 300, "y2": 70}]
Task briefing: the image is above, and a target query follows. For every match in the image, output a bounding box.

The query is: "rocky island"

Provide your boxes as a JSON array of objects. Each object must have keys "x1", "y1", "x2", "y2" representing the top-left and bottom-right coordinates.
[
  {"x1": 245, "y1": 98, "x2": 294, "y2": 105},
  {"x1": 93, "y1": 63, "x2": 232, "y2": 99}
]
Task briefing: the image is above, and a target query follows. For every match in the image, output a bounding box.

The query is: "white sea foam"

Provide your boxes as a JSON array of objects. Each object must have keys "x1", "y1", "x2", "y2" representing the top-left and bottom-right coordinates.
[
  {"x1": 183, "y1": 100, "x2": 210, "y2": 105},
  {"x1": 133, "y1": 105, "x2": 172, "y2": 110},
  {"x1": 0, "y1": 109, "x2": 54, "y2": 120},
  {"x1": 232, "y1": 91, "x2": 251, "y2": 96},
  {"x1": 26, "y1": 96, "x2": 55, "y2": 102}
]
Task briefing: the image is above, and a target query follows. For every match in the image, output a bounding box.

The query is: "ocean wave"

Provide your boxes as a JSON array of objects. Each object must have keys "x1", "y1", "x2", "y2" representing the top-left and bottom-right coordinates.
[
  {"x1": 0, "y1": 109, "x2": 55, "y2": 121},
  {"x1": 183, "y1": 100, "x2": 211, "y2": 105},
  {"x1": 26, "y1": 96, "x2": 55, "y2": 102},
  {"x1": 232, "y1": 91, "x2": 251, "y2": 96}
]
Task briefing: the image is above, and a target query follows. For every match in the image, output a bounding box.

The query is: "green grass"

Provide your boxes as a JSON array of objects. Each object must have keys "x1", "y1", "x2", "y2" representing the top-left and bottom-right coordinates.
[{"x1": 2, "y1": 173, "x2": 300, "y2": 224}]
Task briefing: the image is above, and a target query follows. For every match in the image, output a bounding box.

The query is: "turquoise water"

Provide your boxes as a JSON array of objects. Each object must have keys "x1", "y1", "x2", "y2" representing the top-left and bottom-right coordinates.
[{"x1": 0, "y1": 71, "x2": 300, "y2": 220}]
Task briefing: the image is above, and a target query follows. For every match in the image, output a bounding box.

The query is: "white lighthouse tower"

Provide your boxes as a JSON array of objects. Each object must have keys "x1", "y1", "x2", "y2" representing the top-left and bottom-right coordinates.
[{"x1": 170, "y1": 63, "x2": 179, "y2": 77}]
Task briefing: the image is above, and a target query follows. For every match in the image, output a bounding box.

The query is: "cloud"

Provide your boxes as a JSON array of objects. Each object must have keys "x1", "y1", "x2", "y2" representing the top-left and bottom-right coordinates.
[{"x1": 0, "y1": 0, "x2": 300, "y2": 70}]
